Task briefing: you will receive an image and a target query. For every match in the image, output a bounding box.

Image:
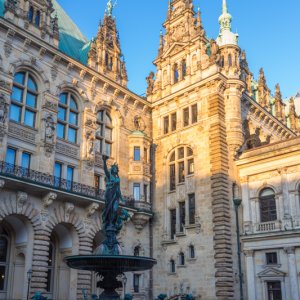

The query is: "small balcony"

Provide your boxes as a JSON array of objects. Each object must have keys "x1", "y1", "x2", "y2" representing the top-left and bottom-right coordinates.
[{"x1": 254, "y1": 220, "x2": 282, "y2": 233}]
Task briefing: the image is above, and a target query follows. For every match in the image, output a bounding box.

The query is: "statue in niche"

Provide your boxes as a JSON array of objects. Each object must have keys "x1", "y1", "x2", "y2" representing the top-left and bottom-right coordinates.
[
  {"x1": 146, "y1": 71, "x2": 155, "y2": 96},
  {"x1": 45, "y1": 115, "x2": 55, "y2": 144},
  {"x1": 133, "y1": 115, "x2": 146, "y2": 132}
]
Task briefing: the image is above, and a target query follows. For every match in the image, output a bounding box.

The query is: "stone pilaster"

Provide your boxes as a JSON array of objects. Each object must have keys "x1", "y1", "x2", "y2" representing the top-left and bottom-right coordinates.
[
  {"x1": 284, "y1": 247, "x2": 299, "y2": 300},
  {"x1": 208, "y1": 84, "x2": 234, "y2": 299},
  {"x1": 244, "y1": 250, "x2": 256, "y2": 300}
]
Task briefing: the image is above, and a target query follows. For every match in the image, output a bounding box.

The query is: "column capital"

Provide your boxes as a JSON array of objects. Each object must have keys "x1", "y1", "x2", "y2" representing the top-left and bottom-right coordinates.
[
  {"x1": 244, "y1": 249, "x2": 254, "y2": 257},
  {"x1": 284, "y1": 247, "x2": 296, "y2": 255}
]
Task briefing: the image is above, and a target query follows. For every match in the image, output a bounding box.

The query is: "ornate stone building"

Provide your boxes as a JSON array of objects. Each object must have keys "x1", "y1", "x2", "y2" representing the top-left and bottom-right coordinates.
[{"x1": 0, "y1": 0, "x2": 299, "y2": 299}]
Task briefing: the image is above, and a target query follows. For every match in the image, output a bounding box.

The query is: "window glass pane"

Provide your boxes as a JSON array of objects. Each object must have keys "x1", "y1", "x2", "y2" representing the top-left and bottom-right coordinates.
[
  {"x1": 133, "y1": 183, "x2": 140, "y2": 201},
  {"x1": 188, "y1": 159, "x2": 194, "y2": 175},
  {"x1": 171, "y1": 113, "x2": 177, "y2": 131},
  {"x1": 133, "y1": 274, "x2": 140, "y2": 293},
  {"x1": 98, "y1": 111, "x2": 104, "y2": 122},
  {"x1": 260, "y1": 188, "x2": 274, "y2": 197},
  {"x1": 56, "y1": 123, "x2": 65, "y2": 139},
  {"x1": 106, "y1": 113, "x2": 112, "y2": 126},
  {"x1": 27, "y1": 76, "x2": 37, "y2": 91},
  {"x1": 68, "y1": 128, "x2": 77, "y2": 143},
  {"x1": 183, "y1": 107, "x2": 189, "y2": 127},
  {"x1": 105, "y1": 142, "x2": 111, "y2": 157},
  {"x1": 58, "y1": 107, "x2": 66, "y2": 121},
  {"x1": 178, "y1": 147, "x2": 184, "y2": 159},
  {"x1": 190, "y1": 245, "x2": 195, "y2": 258},
  {"x1": 0, "y1": 265, "x2": 6, "y2": 290},
  {"x1": 94, "y1": 175, "x2": 100, "y2": 189},
  {"x1": 67, "y1": 166, "x2": 74, "y2": 183},
  {"x1": 134, "y1": 147, "x2": 141, "y2": 161},
  {"x1": 192, "y1": 104, "x2": 198, "y2": 123},
  {"x1": 178, "y1": 161, "x2": 185, "y2": 183},
  {"x1": 59, "y1": 93, "x2": 67, "y2": 105},
  {"x1": 170, "y1": 209, "x2": 176, "y2": 239},
  {"x1": 266, "y1": 252, "x2": 277, "y2": 265},
  {"x1": 187, "y1": 147, "x2": 193, "y2": 156},
  {"x1": 21, "y1": 152, "x2": 31, "y2": 169},
  {"x1": 35, "y1": 11, "x2": 40, "y2": 27},
  {"x1": 179, "y1": 202, "x2": 185, "y2": 232},
  {"x1": 9, "y1": 104, "x2": 21, "y2": 122},
  {"x1": 14, "y1": 72, "x2": 25, "y2": 85},
  {"x1": 24, "y1": 110, "x2": 35, "y2": 127},
  {"x1": 54, "y1": 163, "x2": 62, "y2": 178},
  {"x1": 170, "y1": 151, "x2": 175, "y2": 162},
  {"x1": 189, "y1": 194, "x2": 195, "y2": 224},
  {"x1": 70, "y1": 97, "x2": 77, "y2": 110},
  {"x1": 12, "y1": 86, "x2": 23, "y2": 102},
  {"x1": 26, "y1": 92, "x2": 37, "y2": 108},
  {"x1": 169, "y1": 164, "x2": 176, "y2": 191},
  {"x1": 105, "y1": 127, "x2": 112, "y2": 140},
  {"x1": 164, "y1": 116, "x2": 169, "y2": 134},
  {"x1": 69, "y1": 112, "x2": 78, "y2": 125},
  {"x1": 0, "y1": 238, "x2": 8, "y2": 262},
  {"x1": 5, "y1": 148, "x2": 16, "y2": 165}
]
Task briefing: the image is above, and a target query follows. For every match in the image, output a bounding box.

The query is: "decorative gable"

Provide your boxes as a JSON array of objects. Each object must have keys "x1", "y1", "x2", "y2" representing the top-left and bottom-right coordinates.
[{"x1": 162, "y1": 42, "x2": 187, "y2": 59}]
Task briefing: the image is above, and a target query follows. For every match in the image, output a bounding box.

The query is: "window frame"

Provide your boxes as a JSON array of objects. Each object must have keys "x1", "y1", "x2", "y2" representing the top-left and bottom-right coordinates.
[
  {"x1": 259, "y1": 188, "x2": 277, "y2": 223},
  {"x1": 133, "y1": 183, "x2": 141, "y2": 201},
  {"x1": 57, "y1": 92, "x2": 79, "y2": 144},
  {"x1": 96, "y1": 110, "x2": 113, "y2": 157},
  {"x1": 133, "y1": 274, "x2": 141, "y2": 293},
  {"x1": 0, "y1": 233, "x2": 9, "y2": 291},
  {"x1": 10, "y1": 71, "x2": 38, "y2": 128},
  {"x1": 134, "y1": 146, "x2": 141, "y2": 161}
]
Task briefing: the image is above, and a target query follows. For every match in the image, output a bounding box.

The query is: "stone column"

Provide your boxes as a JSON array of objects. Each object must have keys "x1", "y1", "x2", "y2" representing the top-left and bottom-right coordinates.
[
  {"x1": 284, "y1": 247, "x2": 299, "y2": 300},
  {"x1": 241, "y1": 176, "x2": 252, "y2": 233},
  {"x1": 279, "y1": 168, "x2": 291, "y2": 218},
  {"x1": 244, "y1": 250, "x2": 256, "y2": 300}
]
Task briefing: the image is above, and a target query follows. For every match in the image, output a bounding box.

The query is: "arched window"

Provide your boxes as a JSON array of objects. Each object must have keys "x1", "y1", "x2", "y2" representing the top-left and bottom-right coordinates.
[
  {"x1": 96, "y1": 110, "x2": 113, "y2": 157},
  {"x1": 182, "y1": 60, "x2": 187, "y2": 79},
  {"x1": 28, "y1": 6, "x2": 34, "y2": 23},
  {"x1": 179, "y1": 252, "x2": 185, "y2": 266},
  {"x1": 170, "y1": 259, "x2": 175, "y2": 273},
  {"x1": 259, "y1": 188, "x2": 277, "y2": 222},
  {"x1": 169, "y1": 146, "x2": 194, "y2": 191},
  {"x1": 57, "y1": 93, "x2": 79, "y2": 143},
  {"x1": 46, "y1": 241, "x2": 55, "y2": 292},
  {"x1": 189, "y1": 245, "x2": 195, "y2": 259},
  {"x1": 220, "y1": 55, "x2": 224, "y2": 68},
  {"x1": 0, "y1": 229, "x2": 9, "y2": 291},
  {"x1": 134, "y1": 246, "x2": 140, "y2": 257},
  {"x1": 10, "y1": 71, "x2": 38, "y2": 128},
  {"x1": 174, "y1": 63, "x2": 179, "y2": 83},
  {"x1": 35, "y1": 10, "x2": 41, "y2": 27}
]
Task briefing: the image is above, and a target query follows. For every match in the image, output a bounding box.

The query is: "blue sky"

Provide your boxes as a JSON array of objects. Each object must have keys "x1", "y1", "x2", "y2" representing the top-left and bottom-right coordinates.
[{"x1": 58, "y1": 0, "x2": 299, "y2": 98}]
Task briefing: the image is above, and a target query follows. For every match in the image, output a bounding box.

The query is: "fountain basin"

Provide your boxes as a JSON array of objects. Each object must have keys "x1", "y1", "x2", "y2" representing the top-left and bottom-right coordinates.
[{"x1": 65, "y1": 255, "x2": 156, "y2": 273}]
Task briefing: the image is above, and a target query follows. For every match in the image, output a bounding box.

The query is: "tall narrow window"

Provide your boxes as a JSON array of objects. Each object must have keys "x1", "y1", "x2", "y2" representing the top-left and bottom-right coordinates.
[
  {"x1": 57, "y1": 93, "x2": 79, "y2": 143},
  {"x1": 188, "y1": 193, "x2": 196, "y2": 225},
  {"x1": 170, "y1": 259, "x2": 175, "y2": 273},
  {"x1": 191, "y1": 104, "x2": 198, "y2": 124},
  {"x1": 21, "y1": 152, "x2": 31, "y2": 169},
  {"x1": 183, "y1": 107, "x2": 189, "y2": 127},
  {"x1": 164, "y1": 116, "x2": 169, "y2": 134},
  {"x1": 259, "y1": 188, "x2": 277, "y2": 222},
  {"x1": 96, "y1": 110, "x2": 113, "y2": 157},
  {"x1": 171, "y1": 112, "x2": 177, "y2": 132},
  {"x1": 134, "y1": 147, "x2": 141, "y2": 161},
  {"x1": 178, "y1": 148, "x2": 185, "y2": 183},
  {"x1": 189, "y1": 245, "x2": 195, "y2": 259},
  {"x1": 267, "y1": 281, "x2": 282, "y2": 300},
  {"x1": 66, "y1": 166, "x2": 74, "y2": 190},
  {"x1": 133, "y1": 274, "x2": 140, "y2": 293},
  {"x1": 94, "y1": 174, "x2": 101, "y2": 190},
  {"x1": 133, "y1": 183, "x2": 141, "y2": 201},
  {"x1": 170, "y1": 209, "x2": 176, "y2": 240},
  {"x1": 174, "y1": 64, "x2": 179, "y2": 83},
  {"x1": 179, "y1": 252, "x2": 185, "y2": 266},
  {"x1": 182, "y1": 60, "x2": 187, "y2": 79},
  {"x1": 28, "y1": 6, "x2": 34, "y2": 23},
  {"x1": 0, "y1": 230, "x2": 9, "y2": 291},
  {"x1": 144, "y1": 148, "x2": 148, "y2": 163},
  {"x1": 169, "y1": 151, "x2": 176, "y2": 191},
  {"x1": 35, "y1": 10, "x2": 41, "y2": 27},
  {"x1": 54, "y1": 162, "x2": 62, "y2": 187},
  {"x1": 179, "y1": 202, "x2": 185, "y2": 232},
  {"x1": 10, "y1": 71, "x2": 38, "y2": 128},
  {"x1": 143, "y1": 184, "x2": 148, "y2": 202},
  {"x1": 228, "y1": 54, "x2": 233, "y2": 67},
  {"x1": 5, "y1": 148, "x2": 16, "y2": 165}
]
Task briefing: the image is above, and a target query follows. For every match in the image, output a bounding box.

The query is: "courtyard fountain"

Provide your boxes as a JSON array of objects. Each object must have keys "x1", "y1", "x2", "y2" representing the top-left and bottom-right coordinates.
[{"x1": 65, "y1": 155, "x2": 156, "y2": 299}]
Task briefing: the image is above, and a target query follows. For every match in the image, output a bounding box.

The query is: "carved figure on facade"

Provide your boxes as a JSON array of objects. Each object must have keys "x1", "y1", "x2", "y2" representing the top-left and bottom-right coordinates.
[
  {"x1": 209, "y1": 39, "x2": 220, "y2": 65},
  {"x1": 133, "y1": 115, "x2": 146, "y2": 132},
  {"x1": 146, "y1": 71, "x2": 155, "y2": 96},
  {"x1": 45, "y1": 115, "x2": 55, "y2": 144}
]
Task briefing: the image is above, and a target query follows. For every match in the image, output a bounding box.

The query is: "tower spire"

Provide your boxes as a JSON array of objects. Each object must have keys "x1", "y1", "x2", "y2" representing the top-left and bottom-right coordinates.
[
  {"x1": 106, "y1": 0, "x2": 116, "y2": 17},
  {"x1": 216, "y1": 0, "x2": 238, "y2": 46}
]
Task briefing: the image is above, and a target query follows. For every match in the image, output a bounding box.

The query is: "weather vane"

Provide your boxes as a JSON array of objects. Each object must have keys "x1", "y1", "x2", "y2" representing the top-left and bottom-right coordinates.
[{"x1": 106, "y1": 0, "x2": 117, "y2": 17}]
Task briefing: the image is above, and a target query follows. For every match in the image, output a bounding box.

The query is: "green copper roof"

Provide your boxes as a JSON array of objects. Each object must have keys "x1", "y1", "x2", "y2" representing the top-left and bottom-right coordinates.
[{"x1": 0, "y1": 0, "x2": 90, "y2": 64}]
